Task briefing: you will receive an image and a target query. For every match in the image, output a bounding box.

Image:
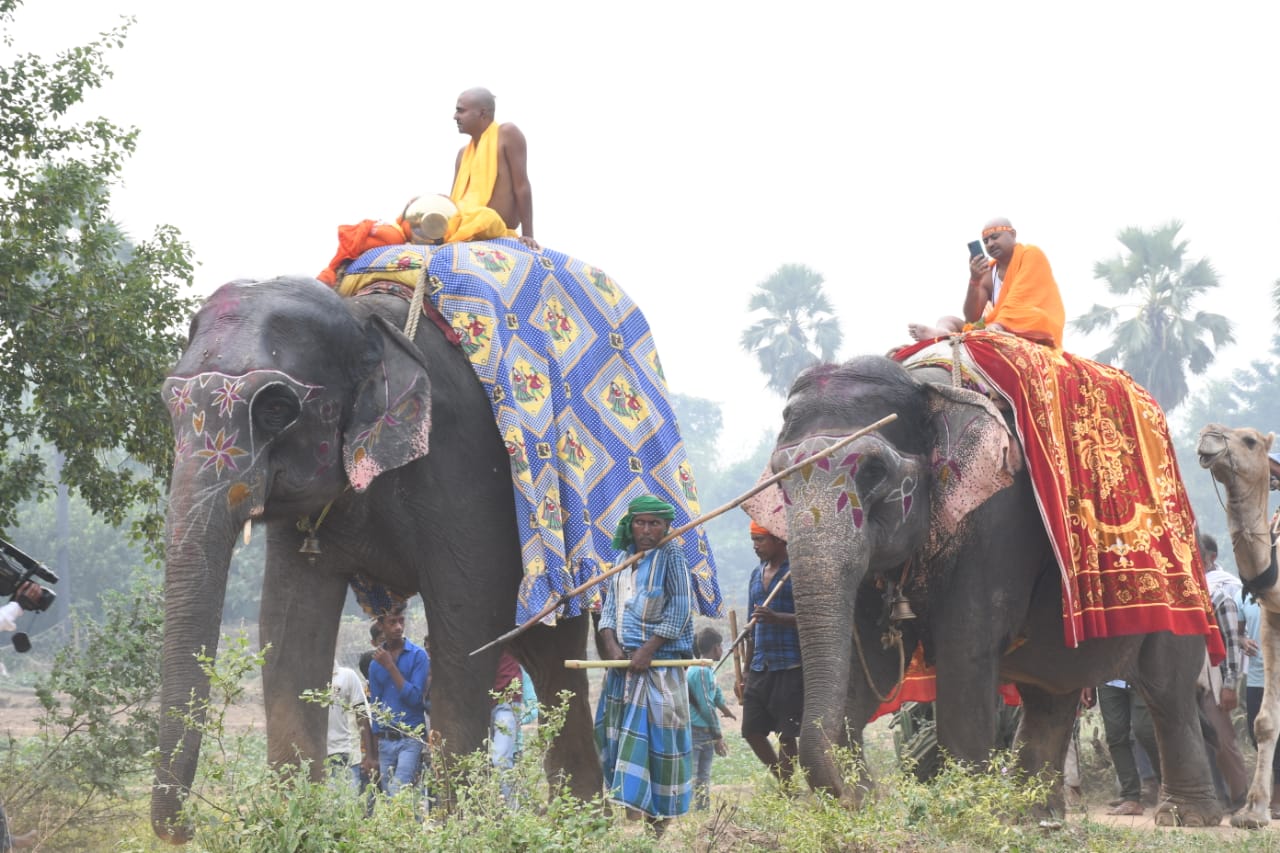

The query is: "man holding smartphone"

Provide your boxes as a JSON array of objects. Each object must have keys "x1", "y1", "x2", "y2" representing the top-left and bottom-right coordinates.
[{"x1": 908, "y1": 218, "x2": 1065, "y2": 349}]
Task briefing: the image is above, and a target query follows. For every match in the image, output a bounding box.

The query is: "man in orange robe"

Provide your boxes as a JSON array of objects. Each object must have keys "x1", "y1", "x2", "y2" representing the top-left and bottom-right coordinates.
[{"x1": 909, "y1": 218, "x2": 1066, "y2": 348}]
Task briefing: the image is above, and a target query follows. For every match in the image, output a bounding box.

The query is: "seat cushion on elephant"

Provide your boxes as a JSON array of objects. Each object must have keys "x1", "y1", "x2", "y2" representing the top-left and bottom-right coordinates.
[{"x1": 336, "y1": 243, "x2": 435, "y2": 294}]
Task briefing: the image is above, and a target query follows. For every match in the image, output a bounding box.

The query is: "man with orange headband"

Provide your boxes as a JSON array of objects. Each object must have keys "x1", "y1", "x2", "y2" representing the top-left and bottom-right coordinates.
[
  {"x1": 452, "y1": 87, "x2": 538, "y2": 249},
  {"x1": 908, "y1": 217, "x2": 1065, "y2": 348},
  {"x1": 737, "y1": 521, "x2": 801, "y2": 783}
]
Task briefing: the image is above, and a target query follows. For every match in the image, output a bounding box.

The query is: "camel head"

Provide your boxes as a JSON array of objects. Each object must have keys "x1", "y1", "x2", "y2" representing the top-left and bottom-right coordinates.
[{"x1": 1196, "y1": 423, "x2": 1274, "y2": 496}]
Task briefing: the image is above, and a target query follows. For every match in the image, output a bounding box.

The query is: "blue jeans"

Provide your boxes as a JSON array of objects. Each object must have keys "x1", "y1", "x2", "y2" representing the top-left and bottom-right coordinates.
[
  {"x1": 491, "y1": 703, "x2": 518, "y2": 807},
  {"x1": 326, "y1": 753, "x2": 361, "y2": 793},
  {"x1": 691, "y1": 727, "x2": 718, "y2": 810},
  {"x1": 377, "y1": 735, "x2": 423, "y2": 798}
]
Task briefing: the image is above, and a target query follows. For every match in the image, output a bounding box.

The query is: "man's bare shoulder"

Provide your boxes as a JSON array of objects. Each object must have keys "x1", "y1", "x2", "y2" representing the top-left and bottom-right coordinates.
[{"x1": 497, "y1": 122, "x2": 527, "y2": 145}]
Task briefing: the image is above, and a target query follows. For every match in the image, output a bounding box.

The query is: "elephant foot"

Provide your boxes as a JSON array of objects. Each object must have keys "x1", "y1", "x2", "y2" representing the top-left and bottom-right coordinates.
[
  {"x1": 1153, "y1": 796, "x2": 1223, "y2": 827},
  {"x1": 1229, "y1": 796, "x2": 1271, "y2": 830}
]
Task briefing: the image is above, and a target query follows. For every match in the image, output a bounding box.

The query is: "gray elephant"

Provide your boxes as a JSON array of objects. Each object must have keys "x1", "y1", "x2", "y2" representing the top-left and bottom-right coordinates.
[
  {"x1": 152, "y1": 278, "x2": 600, "y2": 841},
  {"x1": 770, "y1": 354, "x2": 1221, "y2": 825}
]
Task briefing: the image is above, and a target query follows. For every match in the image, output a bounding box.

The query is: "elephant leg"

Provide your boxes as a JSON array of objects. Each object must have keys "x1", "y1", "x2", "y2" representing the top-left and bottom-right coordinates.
[
  {"x1": 1133, "y1": 633, "x2": 1223, "y2": 827},
  {"x1": 513, "y1": 614, "x2": 603, "y2": 800},
  {"x1": 1234, "y1": 607, "x2": 1280, "y2": 829},
  {"x1": 1010, "y1": 684, "x2": 1077, "y2": 818},
  {"x1": 259, "y1": 537, "x2": 349, "y2": 778}
]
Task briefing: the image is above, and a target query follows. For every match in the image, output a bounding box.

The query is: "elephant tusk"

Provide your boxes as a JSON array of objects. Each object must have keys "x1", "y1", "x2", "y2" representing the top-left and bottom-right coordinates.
[{"x1": 242, "y1": 519, "x2": 252, "y2": 545}]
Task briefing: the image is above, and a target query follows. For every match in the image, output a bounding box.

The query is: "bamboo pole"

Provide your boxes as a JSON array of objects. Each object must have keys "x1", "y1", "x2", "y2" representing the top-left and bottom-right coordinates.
[
  {"x1": 728, "y1": 608, "x2": 744, "y2": 701},
  {"x1": 713, "y1": 570, "x2": 791, "y2": 674},
  {"x1": 563, "y1": 658, "x2": 713, "y2": 669},
  {"x1": 468, "y1": 414, "x2": 896, "y2": 656}
]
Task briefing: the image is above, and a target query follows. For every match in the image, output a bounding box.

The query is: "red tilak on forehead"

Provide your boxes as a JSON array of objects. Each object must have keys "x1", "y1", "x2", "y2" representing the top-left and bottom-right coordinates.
[
  {"x1": 206, "y1": 283, "x2": 243, "y2": 318},
  {"x1": 982, "y1": 225, "x2": 1014, "y2": 237}
]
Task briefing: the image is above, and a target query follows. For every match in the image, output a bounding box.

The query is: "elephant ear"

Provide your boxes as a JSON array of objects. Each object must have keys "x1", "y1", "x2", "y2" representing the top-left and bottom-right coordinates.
[
  {"x1": 343, "y1": 314, "x2": 433, "y2": 492},
  {"x1": 922, "y1": 382, "x2": 1022, "y2": 536}
]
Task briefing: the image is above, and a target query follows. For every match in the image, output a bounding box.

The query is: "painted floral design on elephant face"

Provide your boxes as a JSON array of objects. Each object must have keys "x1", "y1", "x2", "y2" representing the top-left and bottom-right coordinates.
[
  {"x1": 887, "y1": 475, "x2": 916, "y2": 521},
  {"x1": 168, "y1": 381, "x2": 194, "y2": 417},
  {"x1": 211, "y1": 378, "x2": 246, "y2": 418},
  {"x1": 777, "y1": 440, "x2": 865, "y2": 530},
  {"x1": 195, "y1": 428, "x2": 248, "y2": 476}
]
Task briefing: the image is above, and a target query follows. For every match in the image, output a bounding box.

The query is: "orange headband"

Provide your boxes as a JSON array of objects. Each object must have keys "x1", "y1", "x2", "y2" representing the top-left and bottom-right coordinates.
[
  {"x1": 749, "y1": 520, "x2": 770, "y2": 537},
  {"x1": 981, "y1": 225, "x2": 1014, "y2": 237}
]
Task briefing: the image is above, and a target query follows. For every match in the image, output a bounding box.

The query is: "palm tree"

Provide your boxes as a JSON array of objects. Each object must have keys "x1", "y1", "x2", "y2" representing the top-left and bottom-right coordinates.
[
  {"x1": 1070, "y1": 221, "x2": 1233, "y2": 412},
  {"x1": 740, "y1": 264, "x2": 843, "y2": 396}
]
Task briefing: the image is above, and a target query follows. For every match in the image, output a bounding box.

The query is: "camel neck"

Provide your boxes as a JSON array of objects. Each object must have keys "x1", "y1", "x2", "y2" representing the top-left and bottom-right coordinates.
[{"x1": 1225, "y1": 485, "x2": 1271, "y2": 577}]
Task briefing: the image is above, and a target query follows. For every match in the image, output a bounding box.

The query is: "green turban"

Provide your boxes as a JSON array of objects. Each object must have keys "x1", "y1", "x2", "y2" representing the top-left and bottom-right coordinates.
[{"x1": 611, "y1": 495, "x2": 676, "y2": 550}]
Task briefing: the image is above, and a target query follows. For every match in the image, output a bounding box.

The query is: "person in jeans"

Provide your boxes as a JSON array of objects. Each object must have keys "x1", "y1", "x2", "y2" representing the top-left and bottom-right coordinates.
[
  {"x1": 367, "y1": 605, "x2": 429, "y2": 798},
  {"x1": 490, "y1": 649, "x2": 523, "y2": 807},
  {"x1": 687, "y1": 627, "x2": 736, "y2": 810}
]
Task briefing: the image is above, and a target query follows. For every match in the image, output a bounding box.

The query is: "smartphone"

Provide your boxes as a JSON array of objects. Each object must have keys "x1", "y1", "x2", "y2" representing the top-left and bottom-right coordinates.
[{"x1": 967, "y1": 240, "x2": 984, "y2": 259}]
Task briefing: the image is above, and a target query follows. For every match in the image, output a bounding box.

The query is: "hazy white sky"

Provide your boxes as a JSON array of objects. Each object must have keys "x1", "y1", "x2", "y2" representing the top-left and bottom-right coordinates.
[{"x1": 11, "y1": 1, "x2": 1280, "y2": 460}]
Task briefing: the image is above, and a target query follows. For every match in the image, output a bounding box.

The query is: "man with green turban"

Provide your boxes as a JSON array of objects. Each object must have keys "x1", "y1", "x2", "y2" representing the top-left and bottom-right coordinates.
[{"x1": 596, "y1": 495, "x2": 694, "y2": 831}]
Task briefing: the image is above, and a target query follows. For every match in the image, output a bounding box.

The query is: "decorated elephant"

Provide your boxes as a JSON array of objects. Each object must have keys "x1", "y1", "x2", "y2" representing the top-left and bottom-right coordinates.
[
  {"x1": 769, "y1": 353, "x2": 1222, "y2": 825},
  {"x1": 152, "y1": 277, "x2": 601, "y2": 840}
]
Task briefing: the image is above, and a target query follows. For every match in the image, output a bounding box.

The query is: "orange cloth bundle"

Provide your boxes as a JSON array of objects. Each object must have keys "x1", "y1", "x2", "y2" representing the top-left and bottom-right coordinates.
[
  {"x1": 317, "y1": 220, "x2": 407, "y2": 286},
  {"x1": 969, "y1": 243, "x2": 1066, "y2": 349}
]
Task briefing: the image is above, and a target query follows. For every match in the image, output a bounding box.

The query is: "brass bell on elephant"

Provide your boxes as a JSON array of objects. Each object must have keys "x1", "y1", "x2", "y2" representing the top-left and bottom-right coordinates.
[
  {"x1": 298, "y1": 534, "x2": 321, "y2": 556},
  {"x1": 889, "y1": 592, "x2": 917, "y2": 622}
]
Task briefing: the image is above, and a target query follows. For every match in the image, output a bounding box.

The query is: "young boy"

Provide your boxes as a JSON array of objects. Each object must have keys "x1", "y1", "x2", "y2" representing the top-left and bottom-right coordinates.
[{"x1": 687, "y1": 627, "x2": 737, "y2": 810}]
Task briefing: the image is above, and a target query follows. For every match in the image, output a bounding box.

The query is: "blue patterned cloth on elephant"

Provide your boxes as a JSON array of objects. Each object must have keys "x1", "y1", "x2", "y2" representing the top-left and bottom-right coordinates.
[
  {"x1": 337, "y1": 239, "x2": 722, "y2": 625},
  {"x1": 594, "y1": 537, "x2": 694, "y2": 818}
]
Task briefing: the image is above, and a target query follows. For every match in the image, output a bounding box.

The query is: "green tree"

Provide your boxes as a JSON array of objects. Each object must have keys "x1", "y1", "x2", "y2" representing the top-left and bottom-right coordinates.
[
  {"x1": 740, "y1": 263, "x2": 843, "y2": 396},
  {"x1": 1070, "y1": 221, "x2": 1233, "y2": 412},
  {"x1": 0, "y1": 0, "x2": 195, "y2": 544}
]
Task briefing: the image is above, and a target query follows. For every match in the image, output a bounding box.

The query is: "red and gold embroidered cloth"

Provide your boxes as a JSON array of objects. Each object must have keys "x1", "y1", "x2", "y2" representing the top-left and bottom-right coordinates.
[{"x1": 892, "y1": 332, "x2": 1224, "y2": 663}]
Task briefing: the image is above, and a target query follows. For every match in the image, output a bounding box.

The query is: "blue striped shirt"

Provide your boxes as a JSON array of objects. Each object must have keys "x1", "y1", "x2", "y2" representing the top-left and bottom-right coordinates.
[
  {"x1": 599, "y1": 542, "x2": 694, "y2": 658},
  {"x1": 749, "y1": 560, "x2": 801, "y2": 671}
]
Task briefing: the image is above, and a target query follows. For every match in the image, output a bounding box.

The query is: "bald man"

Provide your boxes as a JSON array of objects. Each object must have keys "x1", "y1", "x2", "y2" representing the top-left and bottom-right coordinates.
[
  {"x1": 909, "y1": 218, "x2": 1065, "y2": 348},
  {"x1": 452, "y1": 87, "x2": 537, "y2": 249}
]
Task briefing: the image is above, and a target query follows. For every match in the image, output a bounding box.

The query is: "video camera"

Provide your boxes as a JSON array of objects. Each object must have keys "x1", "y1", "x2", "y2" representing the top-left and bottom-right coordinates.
[{"x1": 0, "y1": 537, "x2": 59, "y2": 653}]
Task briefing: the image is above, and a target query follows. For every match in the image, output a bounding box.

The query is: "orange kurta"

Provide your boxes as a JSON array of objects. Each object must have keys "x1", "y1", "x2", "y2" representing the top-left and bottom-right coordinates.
[{"x1": 981, "y1": 243, "x2": 1065, "y2": 349}]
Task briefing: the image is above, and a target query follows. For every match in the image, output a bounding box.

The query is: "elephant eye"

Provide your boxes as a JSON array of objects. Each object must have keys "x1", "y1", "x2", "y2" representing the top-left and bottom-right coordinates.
[{"x1": 253, "y1": 385, "x2": 301, "y2": 436}]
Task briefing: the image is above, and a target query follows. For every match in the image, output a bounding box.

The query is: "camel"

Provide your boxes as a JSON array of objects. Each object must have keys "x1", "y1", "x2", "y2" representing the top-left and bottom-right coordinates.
[{"x1": 1196, "y1": 423, "x2": 1280, "y2": 829}]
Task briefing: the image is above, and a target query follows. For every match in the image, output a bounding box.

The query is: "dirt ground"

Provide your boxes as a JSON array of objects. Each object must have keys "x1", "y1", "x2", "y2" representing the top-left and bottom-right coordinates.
[{"x1": 0, "y1": 680, "x2": 268, "y2": 740}]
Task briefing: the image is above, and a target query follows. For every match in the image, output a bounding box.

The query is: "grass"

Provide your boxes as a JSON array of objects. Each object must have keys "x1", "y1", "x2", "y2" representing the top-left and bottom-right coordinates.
[{"x1": 7, "y1": 622, "x2": 1278, "y2": 852}]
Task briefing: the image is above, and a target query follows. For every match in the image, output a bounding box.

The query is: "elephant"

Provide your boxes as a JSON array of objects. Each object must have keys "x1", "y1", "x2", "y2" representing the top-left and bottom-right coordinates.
[
  {"x1": 152, "y1": 277, "x2": 601, "y2": 841},
  {"x1": 770, "y1": 354, "x2": 1222, "y2": 825}
]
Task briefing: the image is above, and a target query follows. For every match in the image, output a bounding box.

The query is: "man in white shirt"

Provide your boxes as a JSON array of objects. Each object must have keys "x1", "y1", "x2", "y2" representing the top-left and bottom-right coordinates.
[{"x1": 326, "y1": 660, "x2": 372, "y2": 791}]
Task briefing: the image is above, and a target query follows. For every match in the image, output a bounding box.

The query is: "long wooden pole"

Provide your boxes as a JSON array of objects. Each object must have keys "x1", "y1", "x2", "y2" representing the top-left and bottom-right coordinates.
[
  {"x1": 468, "y1": 414, "x2": 896, "y2": 656},
  {"x1": 728, "y1": 608, "x2": 744, "y2": 700},
  {"x1": 713, "y1": 570, "x2": 791, "y2": 674},
  {"x1": 563, "y1": 658, "x2": 712, "y2": 669}
]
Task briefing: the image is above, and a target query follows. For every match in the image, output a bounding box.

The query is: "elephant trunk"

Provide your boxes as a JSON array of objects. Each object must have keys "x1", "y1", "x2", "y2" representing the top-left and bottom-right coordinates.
[
  {"x1": 792, "y1": 526, "x2": 866, "y2": 797},
  {"x1": 151, "y1": 466, "x2": 240, "y2": 843}
]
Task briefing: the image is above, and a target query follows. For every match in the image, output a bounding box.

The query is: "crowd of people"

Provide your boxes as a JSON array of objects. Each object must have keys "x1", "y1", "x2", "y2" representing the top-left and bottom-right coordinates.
[
  {"x1": 1054, "y1": 532, "x2": 1264, "y2": 819},
  {"x1": 319, "y1": 497, "x2": 799, "y2": 835}
]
